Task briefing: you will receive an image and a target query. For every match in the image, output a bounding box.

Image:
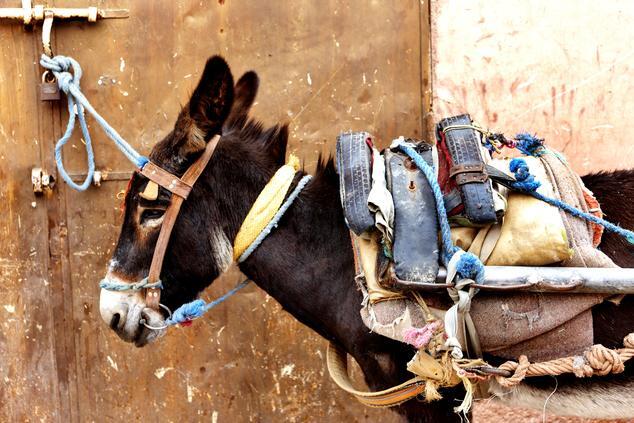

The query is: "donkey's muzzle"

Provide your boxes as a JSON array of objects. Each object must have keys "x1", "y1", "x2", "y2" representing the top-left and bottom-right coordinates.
[{"x1": 99, "y1": 279, "x2": 166, "y2": 346}]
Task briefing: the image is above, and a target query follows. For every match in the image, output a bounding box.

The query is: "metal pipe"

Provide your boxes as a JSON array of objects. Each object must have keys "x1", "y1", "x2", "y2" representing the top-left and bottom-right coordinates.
[{"x1": 432, "y1": 266, "x2": 634, "y2": 294}]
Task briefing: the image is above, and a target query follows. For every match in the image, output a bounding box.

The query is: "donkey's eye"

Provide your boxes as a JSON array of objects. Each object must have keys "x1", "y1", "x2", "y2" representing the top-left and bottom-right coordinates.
[{"x1": 140, "y1": 209, "x2": 166, "y2": 225}]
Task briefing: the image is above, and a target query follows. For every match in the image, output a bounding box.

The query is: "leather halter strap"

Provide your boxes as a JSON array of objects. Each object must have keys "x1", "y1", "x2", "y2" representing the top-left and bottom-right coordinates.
[{"x1": 142, "y1": 134, "x2": 221, "y2": 310}]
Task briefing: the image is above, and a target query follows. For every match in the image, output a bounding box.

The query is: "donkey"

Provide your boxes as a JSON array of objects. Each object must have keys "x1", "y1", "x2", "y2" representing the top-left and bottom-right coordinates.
[{"x1": 99, "y1": 56, "x2": 634, "y2": 422}]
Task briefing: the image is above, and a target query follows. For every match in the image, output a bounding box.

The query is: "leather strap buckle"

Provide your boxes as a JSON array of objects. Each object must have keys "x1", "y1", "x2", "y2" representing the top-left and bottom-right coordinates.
[{"x1": 449, "y1": 163, "x2": 488, "y2": 185}]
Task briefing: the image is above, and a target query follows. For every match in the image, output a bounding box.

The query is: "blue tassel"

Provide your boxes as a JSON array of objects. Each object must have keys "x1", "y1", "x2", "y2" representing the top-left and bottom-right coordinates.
[
  {"x1": 456, "y1": 252, "x2": 485, "y2": 283},
  {"x1": 515, "y1": 133, "x2": 545, "y2": 156}
]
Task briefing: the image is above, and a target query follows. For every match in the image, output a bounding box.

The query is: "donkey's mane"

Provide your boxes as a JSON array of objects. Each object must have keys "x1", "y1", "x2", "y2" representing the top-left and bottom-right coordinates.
[{"x1": 228, "y1": 116, "x2": 339, "y2": 196}]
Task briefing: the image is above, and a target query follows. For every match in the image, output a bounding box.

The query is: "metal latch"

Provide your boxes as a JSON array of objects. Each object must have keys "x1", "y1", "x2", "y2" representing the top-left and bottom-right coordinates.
[
  {"x1": 31, "y1": 167, "x2": 55, "y2": 194},
  {"x1": 0, "y1": 1, "x2": 128, "y2": 25},
  {"x1": 0, "y1": 1, "x2": 129, "y2": 57}
]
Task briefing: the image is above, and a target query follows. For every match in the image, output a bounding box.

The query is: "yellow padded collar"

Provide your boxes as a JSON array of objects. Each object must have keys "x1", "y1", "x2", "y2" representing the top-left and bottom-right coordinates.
[{"x1": 233, "y1": 154, "x2": 300, "y2": 260}]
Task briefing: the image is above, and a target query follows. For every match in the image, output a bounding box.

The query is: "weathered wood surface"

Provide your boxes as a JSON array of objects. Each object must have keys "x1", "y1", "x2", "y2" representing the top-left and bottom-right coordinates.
[{"x1": 1, "y1": 0, "x2": 428, "y2": 421}]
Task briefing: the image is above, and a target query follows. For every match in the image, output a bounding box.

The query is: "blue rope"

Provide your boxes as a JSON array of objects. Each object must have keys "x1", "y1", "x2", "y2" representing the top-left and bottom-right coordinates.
[
  {"x1": 238, "y1": 175, "x2": 313, "y2": 263},
  {"x1": 515, "y1": 133, "x2": 546, "y2": 157},
  {"x1": 165, "y1": 279, "x2": 252, "y2": 326},
  {"x1": 510, "y1": 158, "x2": 634, "y2": 244},
  {"x1": 396, "y1": 142, "x2": 485, "y2": 283},
  {"x1": 40, "y1": 55, "x2": 148, "y2": 191},
  {"x1": 98, "y1": 277, "x2": 163, "y2": 292}
]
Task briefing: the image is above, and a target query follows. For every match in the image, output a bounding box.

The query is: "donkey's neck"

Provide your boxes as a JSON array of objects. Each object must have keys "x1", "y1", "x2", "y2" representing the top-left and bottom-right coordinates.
[{"x1": 234, "y1": 167, "x2": 363, "y2": 347}]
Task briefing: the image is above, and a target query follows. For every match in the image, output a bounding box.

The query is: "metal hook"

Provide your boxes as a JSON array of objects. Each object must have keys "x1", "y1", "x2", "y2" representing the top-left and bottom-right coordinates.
[{"x1": 139, "y1": 303, "x2": 172, "y2": 331}]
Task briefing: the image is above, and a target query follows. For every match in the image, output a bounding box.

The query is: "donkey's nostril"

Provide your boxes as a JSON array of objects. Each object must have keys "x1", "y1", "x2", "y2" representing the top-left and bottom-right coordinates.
[{"x1": 110, "y1": 313, "x2": 121, "y2": 330}]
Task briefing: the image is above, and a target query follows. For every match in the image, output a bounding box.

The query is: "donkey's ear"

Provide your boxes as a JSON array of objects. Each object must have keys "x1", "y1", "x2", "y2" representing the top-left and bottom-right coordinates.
[
  {"x1": 188, "y1": 56, "x2": 235, "y2": 138},
  {"x1": 224, "y1": 71, "x2": 259, "y2": 131}
]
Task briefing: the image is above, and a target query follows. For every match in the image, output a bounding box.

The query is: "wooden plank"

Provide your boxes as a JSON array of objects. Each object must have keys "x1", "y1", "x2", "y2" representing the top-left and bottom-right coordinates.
[
  {"x1": 42, "y1": 0, "x2": 427, "y2": 421},
  {"x1": 0, "y1": 20, "x2": 63, "y2": 422}
]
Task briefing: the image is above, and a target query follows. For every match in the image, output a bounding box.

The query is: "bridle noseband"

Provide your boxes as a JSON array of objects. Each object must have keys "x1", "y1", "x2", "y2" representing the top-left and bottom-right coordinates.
[{"x1": 139, "y1": 134, "x2": 221, "y2": 310}]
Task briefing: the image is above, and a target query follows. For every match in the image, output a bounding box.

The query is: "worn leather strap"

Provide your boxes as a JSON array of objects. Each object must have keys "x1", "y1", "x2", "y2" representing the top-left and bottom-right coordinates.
[
  {"x1": 449, "y1": 163, "x2": 489, "y2": 185},
  {"x1": 144, "y1": 134, "x2": 221, "y2": 310},
  {"x1": 140, "y1": 161, "x2": 193, "y2": 199},
  {"x1": 326, "y1": 342, "x2": 426, "y2": 407}
]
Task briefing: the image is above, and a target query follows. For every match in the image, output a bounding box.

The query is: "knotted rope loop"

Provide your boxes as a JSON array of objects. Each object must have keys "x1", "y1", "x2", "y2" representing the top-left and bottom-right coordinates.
[
  {"x1": 585, "y1": 344, "x2": 625, "y2": 376},
  {"x1": 39, "y1": 54, "x2": 149, "y2": 191},
  {"x1": 496, "y1": 355, "x2": 530, "y2": 388},
  {"x1": 496, "y1": 334, "x2": 634, "y2": 387}
]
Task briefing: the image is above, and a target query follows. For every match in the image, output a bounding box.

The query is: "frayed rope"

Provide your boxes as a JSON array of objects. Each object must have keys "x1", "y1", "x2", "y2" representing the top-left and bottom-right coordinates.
[{"x1": 515, "y1": 133, "x2": 546, "y2": 157}]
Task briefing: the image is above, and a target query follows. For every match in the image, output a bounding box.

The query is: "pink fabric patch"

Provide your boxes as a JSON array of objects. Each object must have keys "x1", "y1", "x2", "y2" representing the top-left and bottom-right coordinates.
[{"x1": 402, "y1": 320, "x2": 442, "y2": 349}]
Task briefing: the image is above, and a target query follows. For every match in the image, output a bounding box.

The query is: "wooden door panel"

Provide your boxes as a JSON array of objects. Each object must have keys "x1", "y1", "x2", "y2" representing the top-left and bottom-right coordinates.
[
  {"x1": 0, "y1": 19, "x2": 64, "y2": 422},
  {"x1": 2, "y1": 0, "x2": 429, "y2": 421}
]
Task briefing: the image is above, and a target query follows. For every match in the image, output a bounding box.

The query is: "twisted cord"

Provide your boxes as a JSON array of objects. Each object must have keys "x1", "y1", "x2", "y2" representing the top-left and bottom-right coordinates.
[{"x1": 496, "y1": 333, "x2": 634, "y2": 387}]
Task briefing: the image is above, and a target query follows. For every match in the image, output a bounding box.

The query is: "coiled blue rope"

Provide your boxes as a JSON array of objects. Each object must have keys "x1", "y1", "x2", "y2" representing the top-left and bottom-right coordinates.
[
  {"x1": 39, "y1": 55, "x2": 148, "y2": 191},
  {"x1": 396, "y1": 142, "x2": 485, "y2": 283},
  {"x1": 510, "y1": 158, "x2": 634, "y2": 244}
]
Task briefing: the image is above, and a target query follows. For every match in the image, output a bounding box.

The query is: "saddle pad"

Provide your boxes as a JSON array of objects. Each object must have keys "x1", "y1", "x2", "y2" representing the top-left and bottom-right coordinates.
[{"x1": 359, "y1": 277, "x2": 603, "y2": 361}]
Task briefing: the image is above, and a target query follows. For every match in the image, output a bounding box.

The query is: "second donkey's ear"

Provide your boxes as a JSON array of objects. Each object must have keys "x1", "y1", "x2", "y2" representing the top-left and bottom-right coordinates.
[
  {"x1": 188, "y1": 55, "x2": 235, "y2": 139},
  {"x1": 224, "y1": 71, "x2": 259, "y2": 131}
]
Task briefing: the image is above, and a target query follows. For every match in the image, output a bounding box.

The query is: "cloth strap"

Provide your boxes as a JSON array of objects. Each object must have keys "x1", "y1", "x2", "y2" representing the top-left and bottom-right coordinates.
[{"x1": 326, "y1": 342, "x2": 426, "y2": 407}]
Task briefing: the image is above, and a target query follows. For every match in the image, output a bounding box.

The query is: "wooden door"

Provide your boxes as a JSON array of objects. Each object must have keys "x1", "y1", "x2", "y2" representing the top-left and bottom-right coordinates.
[{"x1": 1, "y1": 1, "x2": 430, "y2": 421}]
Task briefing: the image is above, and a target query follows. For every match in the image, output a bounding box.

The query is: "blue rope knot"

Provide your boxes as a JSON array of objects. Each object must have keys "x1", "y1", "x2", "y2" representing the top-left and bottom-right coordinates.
[
  {"x1": 509, "y1": 158, "x2": 541, "y2": 192},
  {"x1": 41, "y1": 55, "x2": 80, "y2": 94},
  {"x1": 165, "y1": 279, "x2": 252, "y2": 326},
  {"x1": 515, "y1": 133, "x2": 546, "y2": 156},
  {"x1": 165, "y1": 299, "x2": 207, "y2": 325}
]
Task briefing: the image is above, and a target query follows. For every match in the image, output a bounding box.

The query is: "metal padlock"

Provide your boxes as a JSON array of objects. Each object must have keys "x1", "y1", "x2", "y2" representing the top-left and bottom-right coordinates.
[{"x1": 40, "y1": 71, "x2": 61, "y2": 101}]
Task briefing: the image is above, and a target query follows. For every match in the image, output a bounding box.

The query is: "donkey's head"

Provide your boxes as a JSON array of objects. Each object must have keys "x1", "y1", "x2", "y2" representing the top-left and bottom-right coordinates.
[{"x1": 99, "y1": 56, "x2": 288, "y2": 346}]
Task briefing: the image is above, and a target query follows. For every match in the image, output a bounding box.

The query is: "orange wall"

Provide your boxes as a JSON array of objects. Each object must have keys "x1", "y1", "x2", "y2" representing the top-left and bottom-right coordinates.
[{"x1": 431, "y1": 0, "x2": 634, "y2": 174}]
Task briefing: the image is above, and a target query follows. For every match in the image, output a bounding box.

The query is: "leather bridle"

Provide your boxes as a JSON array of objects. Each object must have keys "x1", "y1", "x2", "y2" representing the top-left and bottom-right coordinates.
[{"x1": 138, "y1": 134, "x2": 221, "y2": 311}]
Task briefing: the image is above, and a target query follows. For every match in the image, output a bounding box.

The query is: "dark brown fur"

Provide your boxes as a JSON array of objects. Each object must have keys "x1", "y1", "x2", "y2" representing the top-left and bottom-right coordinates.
[{"x1": 107, "y1": 56, "x2": 634, "y2": 422}]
